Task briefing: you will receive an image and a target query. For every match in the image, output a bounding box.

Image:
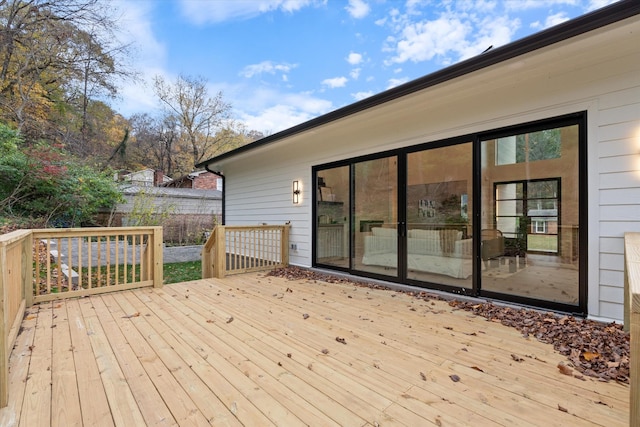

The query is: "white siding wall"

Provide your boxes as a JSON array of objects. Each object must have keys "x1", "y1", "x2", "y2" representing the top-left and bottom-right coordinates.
[{"x1": 218, "y1": 16, "x2": 640, "y2": 321}]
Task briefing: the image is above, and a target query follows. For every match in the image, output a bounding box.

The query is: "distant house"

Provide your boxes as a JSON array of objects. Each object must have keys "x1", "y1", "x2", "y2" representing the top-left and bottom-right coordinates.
[
  {"x1": 116, "y1": 169, "x2": 172, "y2": 187},
  {"x1": 161, "y1": 170, "x2": 223, "y2": 191},
  {"x1": 196, "y1": 2, "x2": 640, "y2": 322}
]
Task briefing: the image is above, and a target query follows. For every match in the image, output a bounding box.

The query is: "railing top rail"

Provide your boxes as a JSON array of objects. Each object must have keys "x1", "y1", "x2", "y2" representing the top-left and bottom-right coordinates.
[
  {"x1": 220, "y1": 225, "x2": 290, "y2": 230},
  {"x1": 0, "y1": 229, "x2": 32, "y2": 246},
  {"x1": 32, "y1": 226, "x2": 161, "y2": 238},
  {"x1": 625, "y1": 232, "x2": 640, "y2": 313}
]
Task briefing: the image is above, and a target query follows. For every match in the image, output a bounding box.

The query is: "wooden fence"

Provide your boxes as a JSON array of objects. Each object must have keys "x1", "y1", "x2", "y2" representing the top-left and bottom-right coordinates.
[
  {"x1": 624, "y1": 232, "x2": 640, "y2": 426},
  {"x1": 0, "y1": 226, "x2": 163, "y2": 408},
  {"x1": 202, "y1": 225, "x2": 290, "y2": 278}
]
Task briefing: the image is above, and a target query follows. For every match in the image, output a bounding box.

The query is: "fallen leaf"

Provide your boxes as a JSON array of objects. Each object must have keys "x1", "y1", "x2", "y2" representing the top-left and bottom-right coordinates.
[
  {"x1": 336, "y1": 337, "x2": 346, "y2": 344},
  {"x1": 557, "y1": 363, "x2": 573, "y2": 376},
  {"x1": 471, "y1": 366, "x2": 484, "y2": 372},
  {"x1": 226, "y1": 316, "x2": 234, "y2": 324},
  {"x1": 583, "y1": 351, "x2": 600, "y2": 361},
  {"x1": 206, "y1": 319, "x2": 214, "y2": 323},
  {"x1": 420, "y1": 372, "x2": 427, "y2": 381},
  {"x1": 321, "y1": 348, "x2": 329, "y2": 355},
  {"x1": 449, "y1": 374, "x2": 460, "y2": 382},
  {"x1": 558, "y1": 404, "x2": 568, "y2": 413},
  {"x1": 122, "y1": 312, "x2": 140, "y2": 319},
  {"x1": 511, "y1": 354, "x2": 524, "y2": 362},
  {"x1": 303, "y1": 313, "x2": 309, "y2": 319}
]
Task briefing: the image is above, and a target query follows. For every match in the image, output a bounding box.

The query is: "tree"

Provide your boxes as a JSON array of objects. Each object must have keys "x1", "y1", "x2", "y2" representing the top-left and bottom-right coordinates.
[
  {"x1": 128, "y1": 113, "x2": 182, "y2": 176},
  {"x1": 0, "y1": 0, "x2": 135, "y2": 146},
  {"x1": 0, "y1": 122, "x2": 122, "y2": 225},
  {"x1": 153, "y1": 74, "x2": 232, "y2": 166}
]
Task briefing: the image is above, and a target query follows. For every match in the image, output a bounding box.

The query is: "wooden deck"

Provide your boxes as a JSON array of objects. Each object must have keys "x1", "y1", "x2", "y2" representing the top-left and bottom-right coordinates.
[{"x1": 0, "y1": 273, "x2": 628, "y2": 426}]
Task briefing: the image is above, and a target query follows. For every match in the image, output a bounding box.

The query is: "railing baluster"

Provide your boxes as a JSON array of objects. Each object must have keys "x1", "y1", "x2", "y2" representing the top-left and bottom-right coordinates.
[
  {"x1": 77, "y1": 236, "x2": 82, "y2": 291},
  {"x1": 123, "y1": 234, "x2": 128, "y2": 285},
  {"x1": 86, "y1": 236, "x2": 92, "y2": 290}
]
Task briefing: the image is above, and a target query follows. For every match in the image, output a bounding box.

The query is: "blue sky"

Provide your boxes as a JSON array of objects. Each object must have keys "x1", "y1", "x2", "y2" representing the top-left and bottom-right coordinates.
[{"x1": 113, "y1": 0, "x2": 619, "y2": 135}]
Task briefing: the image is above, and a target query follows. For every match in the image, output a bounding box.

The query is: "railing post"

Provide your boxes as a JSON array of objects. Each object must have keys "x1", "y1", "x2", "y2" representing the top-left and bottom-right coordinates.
[
  {"x1": 624, "y1": 232, "x2": 640, "y2": 426},
  {"x1": 201, "y1": 227, "x2": 214, "y2": 279},
  {"x1": 214, "y1": 226, "x2": 226, "y2": 278},
  {"x1": 152, "y1": 226, "x2": 164, "y2": 288},
  {"x1": 282, "y1": 225, "x2": 290, "y2": 266},
  {"x1": 0, "y1": 241, "x2": 7, "y2": 408},
  {"x1": 23, "y1": 232, "x2": 33, "y2": 308}
]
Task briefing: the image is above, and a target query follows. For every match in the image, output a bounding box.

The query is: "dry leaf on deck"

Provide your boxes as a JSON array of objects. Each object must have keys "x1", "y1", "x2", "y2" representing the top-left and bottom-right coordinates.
[{"x1": 557, "y1": 362, "x2": 573, "y2": 376}]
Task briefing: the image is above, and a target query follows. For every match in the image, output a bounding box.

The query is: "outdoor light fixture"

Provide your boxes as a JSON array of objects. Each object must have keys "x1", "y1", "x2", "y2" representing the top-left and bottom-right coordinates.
[{"x1": 293, "y1": 180, "x2": 301, "y2": 204}]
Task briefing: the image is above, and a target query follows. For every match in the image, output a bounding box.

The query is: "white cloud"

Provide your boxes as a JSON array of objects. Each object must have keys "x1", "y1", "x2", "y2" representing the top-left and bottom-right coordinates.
[
  {"x1": 531, "y1": 12, "x2": 570, "y2": 30},
  {"x1": 586, "y1": 0, "x2": 621, "y2": 11},
  {"x1": 352, "y1": 91, "x2": 374, "y2": 101},
  {"x1": 235, "y1": 90, "x2": 333, "y2": 133},
  {"x1": 346, "y1": 52, "x2": 363, "y2": 65},
  {"x1": 387, "y1": 77, "x2": 409, "y2": 89},
  {"x1": 388, "y1": 16, "x2": 472, "y2": 64},
  {"x1": 322, "y1": 76, "x2": 348, "y2": 88},
  {"x1": 505, "y1": 0, "x2": 580, "y2": 11},
  {"x1": 346, "y1": 0, "x2": 370, "y2": 19},
  {"x1": 384, "y1": 7, "x2": 519, "y2": 66},
  {"x1": 109, "y1": 1, "x2": 168, "y2": 117},
  {"x1": 350, "y1": 68, "x2": 361, "y2": 79},
  {"x1": 179, "y1": 0, "x2": 316, "y2": 24},
  {"x1": 240, "y1": 61, "x2": 297, "y2": 78}
]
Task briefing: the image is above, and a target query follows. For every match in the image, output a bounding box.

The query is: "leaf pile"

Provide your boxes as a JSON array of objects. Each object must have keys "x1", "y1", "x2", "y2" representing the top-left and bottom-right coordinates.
[
  {"x1": 449, "y1": 301, "x2": 629, "y2": 384},
  {"x1": 267, "y1": 266, "x2": 630, "y2": 384}
]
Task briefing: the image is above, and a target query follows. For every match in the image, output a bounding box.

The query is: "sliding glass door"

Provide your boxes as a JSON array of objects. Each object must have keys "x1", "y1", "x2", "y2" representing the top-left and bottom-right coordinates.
[
  {"x1": 406, "y1": 143, "x2": 473, "y2": 289},
  {"x1": 313, "y1": 113, "x2": 585, "y2": 313},
  {"x1": 480, "y1": 122, "x2": 581, "y2": 306},
  {"x1": 316, "y1": 166, "x2": 350, "y2": 268},
  {"x1": 353, "y1": 156, "x2": 399, "y2": 278}
]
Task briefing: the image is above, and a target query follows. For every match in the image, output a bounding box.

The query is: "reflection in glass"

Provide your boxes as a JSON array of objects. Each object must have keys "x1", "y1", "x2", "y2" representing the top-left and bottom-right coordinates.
[
  {"x1": 354, "y1": 157, "x2": 398, "y2": 277},
  {"x1": 481, "y1": 124, "x2": 579, "y2": 305},
  {"x1": 406, "y1": 143, "x2": 473, "y2": 288},
  {"x1": 316, "y1": 166, "x2": 350, "y2": 268}
]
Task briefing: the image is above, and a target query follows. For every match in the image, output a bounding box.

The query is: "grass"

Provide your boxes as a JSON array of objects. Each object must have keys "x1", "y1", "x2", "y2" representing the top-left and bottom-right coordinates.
[
  {"x1": 164, "y1": 260, "x2": 202, "y2": 284},
  {"x1": 527, "y1": 234, "x2": 558, "y2": 252}
]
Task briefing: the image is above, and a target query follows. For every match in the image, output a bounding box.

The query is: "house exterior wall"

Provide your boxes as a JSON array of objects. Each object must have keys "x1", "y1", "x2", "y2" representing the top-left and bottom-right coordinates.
[
  {"x1": 213, "y1": 15, "x2": 640, "y2": 322},
  {"x1": 192, "y1": 173, "x2": 220, "y2": 190}
]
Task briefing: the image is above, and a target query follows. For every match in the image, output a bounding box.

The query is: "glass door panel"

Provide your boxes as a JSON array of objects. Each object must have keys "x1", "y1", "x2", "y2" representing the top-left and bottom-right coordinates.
[
  {"x1": 406, "y1": 143, "x2": 473, "y2": 288},
  {"x1": 480, "y1": 124, "x2": 580, "y2": 306},
  {"x1": 353, "y1": 156, "x2": 398, "y2": 277},
  {"x1": 316, "y1": 166, "x2": 350, "y2": 268}
]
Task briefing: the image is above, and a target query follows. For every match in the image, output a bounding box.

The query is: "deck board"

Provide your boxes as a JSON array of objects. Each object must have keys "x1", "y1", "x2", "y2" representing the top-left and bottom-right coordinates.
[{"x1": 0, "y1": 272, "x2": 629, "y2": 426}]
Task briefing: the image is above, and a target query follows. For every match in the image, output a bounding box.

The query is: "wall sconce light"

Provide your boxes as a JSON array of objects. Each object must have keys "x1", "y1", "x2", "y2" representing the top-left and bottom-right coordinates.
[{"x1": 293, "y1": 180, "x2": 301, "y2": 204}]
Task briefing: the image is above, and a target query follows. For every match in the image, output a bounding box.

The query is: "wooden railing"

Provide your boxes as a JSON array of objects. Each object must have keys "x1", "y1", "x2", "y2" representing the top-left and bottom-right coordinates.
[
  {"x1": 0, "y1": 230, "x2": 32, "y2": 407},
  {"x1": 0, "y1": 226, "x2": 163, "y2": 408},
  {"x1": 202, "y1": 225, "x2": 290, "y2": 278},
  {"x1": 624, "y1": 232, "x2": 640, "y2": 426},
  {"x1": 32, "y1": 227, "x2": 163, "y2": 303}
]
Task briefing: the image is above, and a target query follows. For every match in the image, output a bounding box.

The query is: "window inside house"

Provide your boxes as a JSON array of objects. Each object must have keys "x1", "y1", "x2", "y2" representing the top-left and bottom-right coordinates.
[{"x1": 496, "y1": 128, "x2": 562, "y2": 165}]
